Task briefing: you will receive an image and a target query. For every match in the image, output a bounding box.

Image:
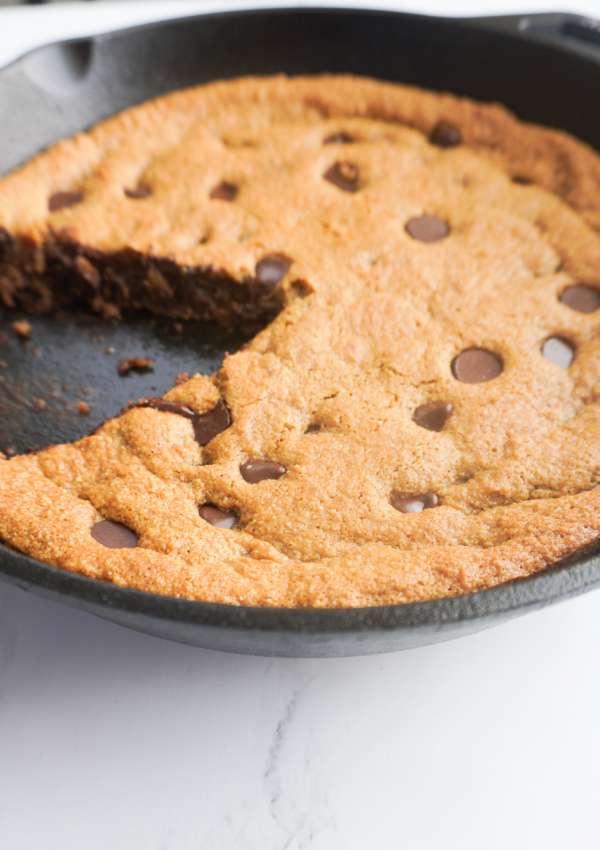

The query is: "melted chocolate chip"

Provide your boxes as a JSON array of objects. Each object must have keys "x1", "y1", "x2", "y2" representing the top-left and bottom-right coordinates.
[
  {"x1": 255, "y1": 254, "x2": 291, "y2": 287},
  {"x1": 391, "y1": 491, "x2": 440, "y2": 513},
  {"x1": 132, "y1": 396, "x2": 231, "y2": 445},
  {"x1": 192, "y1": 398, "x2": 231, "y2": 445},
  {"x1": 240, "y1": 459, "x2": 286, "y2": 483},
  {"x1": 323, "y1": 161, "x2": 360, "y2": 192},
  {"x1": 210, "y1": 181, "x2": 238, "y2": 201},
  {"x1": 452, "y1": 349, "x2": 503, "y2": 384},
  {"x1": 324, "y1": 131, "x2": 355, "y2": 144},
  {"x1": 132, "y1": 397, "x2": 197, "y2": 418},
  {"x1": 48, "y1": 191, "x2": 84, "y2": 212},
  {"x1": 405, "y1": 215, "x2": 449, "y2": 243},
  {"x1": 429, "y1": 121, "x2": 462, "y2": 148},
  {"x1": 124, "y1": 184, "x2": 152, "y2": 199},
  {"x1": 199, "y1": 504, "x2": 238, "y2": 529},
  {"x1": 541, "y1": 336, "x2": 575, "y2": 368},
  {"x1": 413, "y1": 401, "x2": 454, "y2": 432},
  {"x1": 91, "y1": 519, "x2": 138, "y2": 548},
  {"x1": 559, "y1": 284, "x2": 600, "y2": 314}
]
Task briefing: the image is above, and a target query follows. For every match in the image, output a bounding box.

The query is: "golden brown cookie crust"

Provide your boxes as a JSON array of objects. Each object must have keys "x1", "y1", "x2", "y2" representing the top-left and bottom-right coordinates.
[{"x1": 0, "y1": 74, "x2": 599, "y2": 607}]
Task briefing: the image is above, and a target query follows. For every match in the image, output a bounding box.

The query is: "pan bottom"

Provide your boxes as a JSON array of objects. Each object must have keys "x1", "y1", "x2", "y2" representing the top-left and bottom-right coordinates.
[{"x1": 0, "y1": 308, "x2": 242, "y2": 455}]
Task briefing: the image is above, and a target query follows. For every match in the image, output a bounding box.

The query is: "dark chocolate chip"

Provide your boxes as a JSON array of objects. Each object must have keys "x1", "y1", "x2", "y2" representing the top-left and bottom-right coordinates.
[
  {"x1": 48, "y1": 191, "x2": 84, "y2": 212},
  {"x1": 391, "y1": 491, "x2": 440, "y2": 513},
  {"x1": 255, "y1": 254, "x2": 291, "y2": 287},
  {"x1": 405, "y1": 215, "x2": 449, "y2": 243},
  {"x1": 511, "y1": 175, "x2": 532, "y2": 185},
  {"x1": 124, "y1": 184, "x2": 152, "y2": 199},
  {"x1": 210, "y1": 181, "x2": 238, "y2": 201},
  {"x1": 323, "y1": 161, "x2": 360, "y2": 192},
  {"x1": 305, "y1": 422, "x2": 321, "y2": 433},
  {"x1": 91, "y1": 519, "x2": 138, "y2": 549},
  {"x1": 129, "y1": 396, "x2": 231, "y2": 446},
  {"x1": 131, "y1": 397, "x2": 197, "y2": 418},
  {"x1": 324, "y1": 131, "x2": 355, "y2": 144},
  {"x1": 240, "y1": 459, "x2": 286, "y2": 483},
  {"x1": 429, "y1": 121, "x2": 462, "y2": 148},
  {"x1": 541, "y1": 336, "x2": 575, "y2": 368},
  {"x1": 199, "y1": 504, "x2": 238, "y2": 529},
  {"x1": 559, "y1": 284, "x2": 600, "y2": 314},
  {"x1": 452, "y1": 348, "x2": 503, "y2": 384},
  {"x1": 413, "y1": 401, "x2": 454, "y2": 432},
  {"x1": 192, "y1": 398, "x2": 231, "y2": 445}
]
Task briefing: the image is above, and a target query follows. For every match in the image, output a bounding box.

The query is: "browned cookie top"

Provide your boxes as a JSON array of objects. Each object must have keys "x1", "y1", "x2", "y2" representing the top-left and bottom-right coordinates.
[{"x1": 0, "y1": 75, "x2": 599, "y2": 607}]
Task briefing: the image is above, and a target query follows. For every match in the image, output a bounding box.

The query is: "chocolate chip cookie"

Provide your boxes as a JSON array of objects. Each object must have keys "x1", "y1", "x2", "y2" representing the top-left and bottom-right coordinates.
[{"x1": 0, "y1": 75, "x2": 599, "y2": 607}]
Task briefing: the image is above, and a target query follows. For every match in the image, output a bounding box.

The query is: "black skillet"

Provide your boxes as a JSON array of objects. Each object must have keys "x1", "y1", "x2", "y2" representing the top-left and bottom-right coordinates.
[{"x1": 0, "y1": 7, "x2": 599, "y2": 656}]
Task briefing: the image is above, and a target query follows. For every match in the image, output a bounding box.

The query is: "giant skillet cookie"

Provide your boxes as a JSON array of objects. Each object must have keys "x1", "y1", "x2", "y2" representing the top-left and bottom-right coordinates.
[{"x1": 0, "y1": 75, "x2": 599, "y2": 607}]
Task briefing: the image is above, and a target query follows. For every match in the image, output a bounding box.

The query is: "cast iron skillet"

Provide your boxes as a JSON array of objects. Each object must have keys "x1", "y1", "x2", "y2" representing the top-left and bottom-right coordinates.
[{"x1": 0, "y1": 7, "x2": 599, "y2": 656}]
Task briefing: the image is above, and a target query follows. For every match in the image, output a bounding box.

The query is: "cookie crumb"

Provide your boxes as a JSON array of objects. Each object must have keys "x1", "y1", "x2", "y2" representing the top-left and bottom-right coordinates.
[
  {"x1": 32, "y1": 398, "x2": 48, "y2": 412},
  {"x1": 117, "y1": 357, "x2": 155, "y2": 377},
  {"x1": 104, "y1": 346, "x2": 115, "y2": 355},
  {"x1": 76, "y1": 400, "x2": 91, "y2": 415},
  {"x1": 11, "y1": 320, "x2": 32, "y2": 340}
]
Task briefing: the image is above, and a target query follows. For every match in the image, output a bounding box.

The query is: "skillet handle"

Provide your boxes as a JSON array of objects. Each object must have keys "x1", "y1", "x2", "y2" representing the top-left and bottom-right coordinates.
[{"x1": 469, "y1": 12, "x2": 600, "y2": 59}]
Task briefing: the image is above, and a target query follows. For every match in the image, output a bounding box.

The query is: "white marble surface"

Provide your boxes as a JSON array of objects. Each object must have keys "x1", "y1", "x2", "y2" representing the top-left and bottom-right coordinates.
[{"x1": 1, "y1": 3, "x2": 600, "y2": 848}]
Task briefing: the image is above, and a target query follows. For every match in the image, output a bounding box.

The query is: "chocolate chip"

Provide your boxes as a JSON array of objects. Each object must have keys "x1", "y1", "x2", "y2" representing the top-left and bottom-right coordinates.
[
  {"x1": 452, "y1": 348, "x2": 503, "y2": 383},
  {"x1": 192, "y1": 398, "x2": 231, "y2": 445},
  {"x1": 91, "y1": 519, "x2": 138, "y2": 548},
  {"x1": 124, "y1": 184, "x2": 152, "y2": 199},
  {"x1": 130, "y1": 396, "x2": 231, "y2": 445},
  {"x1": 541, "y1": 336, "x2": 575, "y2": 368},
  {"x1": 391, "y1": 491, "x2": 440, "y2": 513},
  {"x1": 240, "y1": 459, "x2": 286, "y2": 483},
  {"x1": 559, "y1": 284, "x2": 600, "y2": 314},
  {"x1": 305, "y1": 422, "x2": 321, "y2": 433},
  {"x1": 210, "y1": 181, "x2": 238, "y2": 201},
  {"x1": 48, "y1": 191, "x2": 84, "y2": 212},
  {"x1": 198, "y1": 504, "x2": 238, "y2": 529},
  {"x1": 324, "y1": 131, "x2": 355, "y2": 144},
  {"x1": 413, "y1": 401, "x2": 454, "y2": 432},
  {"x1": 405, "y1": 215, "x2": 449, "y2": 243},
  {"x1": 255, "y1": 254, "x2": 291, "y2": 287},
  {"x1": 429, "y1": 121, "x2": 462, "y2": 148},
  {"x1": 323, "y1": 161, "x2": 360, "y2": 192},
  {"x1": 130, "y1": 397, "x2": 196, "y2": 418}
]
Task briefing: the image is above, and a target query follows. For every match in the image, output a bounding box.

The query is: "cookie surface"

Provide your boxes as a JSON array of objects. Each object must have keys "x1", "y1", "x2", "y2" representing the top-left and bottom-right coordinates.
[{"x1": 0, "y1": 74, "x2": 599, "y2": 607}]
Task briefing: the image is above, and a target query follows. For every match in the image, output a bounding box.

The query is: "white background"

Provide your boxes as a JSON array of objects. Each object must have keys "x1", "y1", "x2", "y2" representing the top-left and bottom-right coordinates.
[{"x1": 1, "y1": 3, "x2": 600, "y2": 849}]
